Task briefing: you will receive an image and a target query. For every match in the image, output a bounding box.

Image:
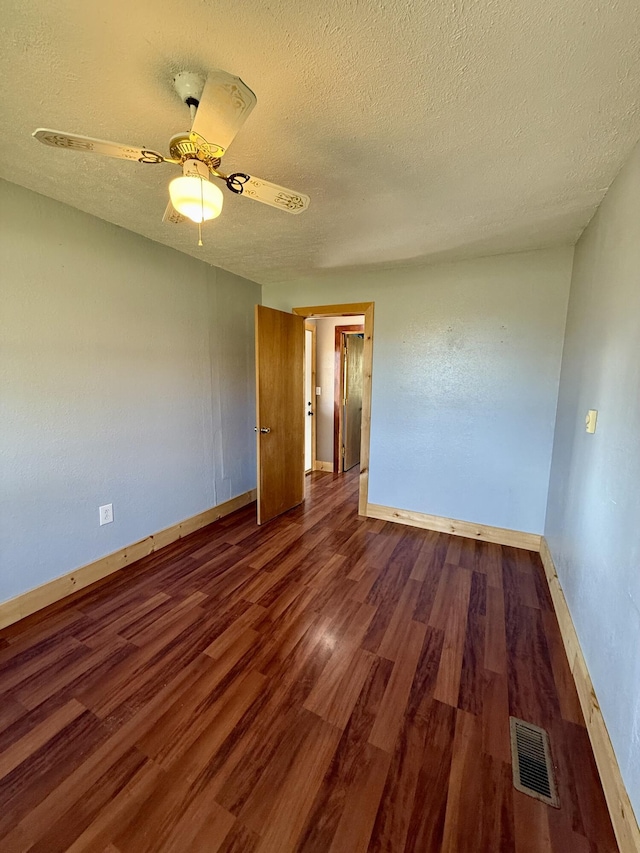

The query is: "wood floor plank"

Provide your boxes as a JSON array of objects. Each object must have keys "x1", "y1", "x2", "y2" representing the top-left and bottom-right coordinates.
[
  {"x1": 482, "y1": 669, "x2": 511, "y2": 764},
  {"x1": 0, "y1": 658, "x2": 211, "y2": 850},
  {"x1": 0, "y1": 696, "x2": 26, "y2": 737},
  {"x1": 404, "y1": 698, "x2": 457, "y2": 852},
  {"x1": 73, "y1": 591, "x2": 170, "y2": 644},
  {"x1": 15, "y1": 633, "x2": 130, "y2": 710},
  {"x1": 562, "y1": 719, "x2": 619, "y2": 850},
  {"x1": 217, "y1": 822, "x2": 261, "y2": 853},
  {"x1": 505, "y1": 601, "x2": 562, "y2": 730},
  {"x1": 368, "y1": 710, "x2": 427, "y2": 852},
  {"x1": 326, "y1": 744, "x2": 390, "y2": 853},
  {"x1": 0, "y1": 614, "x2": 77, "y2": 661},
  {"x1": 137, "y1": 633, "x2": 261, "y2": 767},
  {"x1": 405, "y1": 625, "x2": 445, "y2": 721},
  {"x1": 542, "y1": 609, "x2": 584, "y2": 725},
  {"x1": 410, "y1": 529, "x2": 448, "y2": 582},
  {"x1": 484, "y1": 541, "x2": 504, "y2": 589},
  {"x1": 242, "y1": 710, "x2": 342, "y2": 851},
  {"x1": 377, "y1": 578, "x2": 422, "y2": 661},
  {"x1": 155, "y1": 797, "x2": 236, "y2": 853},
  {"x1": 440, "y1": 709, "x2": 484, "y2": 853},
  {"x1": 304, "y1": 646, "x2": 375, "y2": 729},
  {"x1": 296, "y1": 655, "x2": 393, "y2": 852},
  {"x1": 64, "y1": 760, "x2": 165, "y2": 853},
  {"x1": 24, "y1": 747, "x2": 148, "y2": 853},
  {"x1": 477, "y1": 754, "x2": 516, "y2": 852},
  {"x1": 211, "y1": 622, "x2": 337, "y2": 814},
  {"x1": 369, "y1": 619, "x2": 426, "y2": 753},
  {"x1": 433, "y1": 567, "x2": 472, "y2": 707},
  {"x1": 0, "y1": 707, "x2": 110, "y2": 839},
  {"x1": 513, "y1": 789, "x2": 552, "y2": 853},
  {"x1": 0, "y1": 698, "x2": 86, "y2": 779},
  {"x1": 0, "y1": 634, "x2": 85, "y2": 695},
  {"x1": 484, "y1": 581, "x2": 507, "y2": 674},
  {"x1": 0, "y1": 469, "x2": 618, "y2": 852},
  {"x1": 114, "y1": 671, "x2": 266, "y2": 853},
  {"x1": 428, "y1": 564, "x2": 470, "y2": 630},
  {"x1": 203, "y1": 604, "x2": 266, "y2": 659},
  {"x1": 457, "y1": 572, "x2": 486, "y2": 715}
]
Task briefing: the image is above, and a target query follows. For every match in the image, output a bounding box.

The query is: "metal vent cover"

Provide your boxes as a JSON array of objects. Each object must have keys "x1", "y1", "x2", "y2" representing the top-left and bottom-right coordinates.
[{"x1": 510, "y1": 716, "x2": 560, "y2": 808}]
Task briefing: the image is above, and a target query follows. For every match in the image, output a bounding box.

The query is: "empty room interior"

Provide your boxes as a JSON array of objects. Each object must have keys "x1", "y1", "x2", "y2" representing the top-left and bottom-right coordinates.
[{"x1": 1, "y1": 1, "x2": 639, "y2": 851}]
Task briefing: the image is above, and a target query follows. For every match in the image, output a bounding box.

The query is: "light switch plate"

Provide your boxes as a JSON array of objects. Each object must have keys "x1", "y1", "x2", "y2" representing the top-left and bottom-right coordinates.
[
  {"x1": 315, "y1": 386, "x2": 321, "y2": 396},
  {"x1": 585, "y1": 409, "x2": 598, "y2": 434}
]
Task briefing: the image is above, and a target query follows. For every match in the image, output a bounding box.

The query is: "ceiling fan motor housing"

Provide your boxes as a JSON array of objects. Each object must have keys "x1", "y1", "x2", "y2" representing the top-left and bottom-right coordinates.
[{"x1": 182, "y1": 158, "x2": 209, "y2": 180}]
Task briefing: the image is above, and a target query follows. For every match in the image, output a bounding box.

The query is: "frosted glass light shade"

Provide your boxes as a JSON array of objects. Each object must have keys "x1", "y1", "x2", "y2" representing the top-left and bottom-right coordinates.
[{"x1": 169, "y1": 176, "x2": 223, "y2": 223}]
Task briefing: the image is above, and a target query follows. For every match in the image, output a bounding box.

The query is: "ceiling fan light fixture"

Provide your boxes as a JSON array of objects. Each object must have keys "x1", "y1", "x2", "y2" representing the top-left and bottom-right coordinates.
[
  {"x1": 169, "y1": 175, "x2": 223, "y2": 223},
  {"x1": 169, "y1": 159, "x2": 223, "y2": 223}
]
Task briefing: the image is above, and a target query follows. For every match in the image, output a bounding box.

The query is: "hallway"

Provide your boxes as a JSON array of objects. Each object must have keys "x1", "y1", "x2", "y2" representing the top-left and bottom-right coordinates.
[{"x1": 0, "y1": 470, "x2": 616, "y2": 851}]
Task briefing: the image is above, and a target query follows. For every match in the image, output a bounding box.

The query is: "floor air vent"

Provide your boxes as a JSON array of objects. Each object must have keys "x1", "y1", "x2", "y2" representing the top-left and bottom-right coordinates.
[{"x1": 509, "y1": 717, "x2": 560, "y2": 808}]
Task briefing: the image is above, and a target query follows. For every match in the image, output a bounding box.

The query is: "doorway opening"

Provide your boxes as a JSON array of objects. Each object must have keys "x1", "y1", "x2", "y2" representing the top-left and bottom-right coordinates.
[
  {"x1": 303, "y1": 317, "x2": 365, "y2": 474},
  {"x1": 295, "y1": 303, "x2": 374, "y2": 516},
  {"x1": 304, "y1": 321, "x2": 316, "y2": 475},
  {"x1": 334, "y1": 324, "x2": 365, "y2": 474}
]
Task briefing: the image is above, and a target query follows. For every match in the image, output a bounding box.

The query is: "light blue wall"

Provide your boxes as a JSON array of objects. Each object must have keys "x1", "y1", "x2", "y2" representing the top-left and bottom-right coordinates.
[
  {"x1": 264, "y1": 247, "x2": 573, "y2": 534},
  {"x1": 545, "y1": 140, "x2": 640, "y2": 817},
  {"x1": 0, "y1": 180, "x2": 260, "y2": 602}
]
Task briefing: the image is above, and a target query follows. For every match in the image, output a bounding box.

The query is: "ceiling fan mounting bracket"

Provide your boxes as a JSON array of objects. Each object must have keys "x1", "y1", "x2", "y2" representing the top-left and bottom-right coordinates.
[{"x1": 173, "y1": 71, "x2": 206, "y2": 107}]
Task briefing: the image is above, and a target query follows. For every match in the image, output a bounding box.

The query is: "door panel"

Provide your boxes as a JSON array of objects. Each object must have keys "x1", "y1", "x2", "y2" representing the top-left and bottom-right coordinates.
[
  {"x1": 343, "y1": 335, "x2": 364, "y2": 471},
  {"x1": 255, "y1": 305, "x2": 305, "y2": 524}
]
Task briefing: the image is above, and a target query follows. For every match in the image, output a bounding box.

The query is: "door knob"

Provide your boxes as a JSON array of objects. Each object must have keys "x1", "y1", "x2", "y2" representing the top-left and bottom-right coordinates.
[{"x1": 259, "y1": 427, "x2": 271, "y2": 434}]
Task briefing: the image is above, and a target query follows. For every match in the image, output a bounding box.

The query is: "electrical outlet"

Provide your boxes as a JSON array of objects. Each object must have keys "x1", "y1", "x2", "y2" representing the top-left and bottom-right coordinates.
[{"x1": 99, "y1": 503, "x2": 113, "y2": 526}]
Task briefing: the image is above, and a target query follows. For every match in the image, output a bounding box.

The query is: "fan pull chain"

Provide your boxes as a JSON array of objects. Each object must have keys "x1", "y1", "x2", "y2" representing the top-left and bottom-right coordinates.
[{"x1": 198, "y1": 221, "x2": 203, "y2": 247}]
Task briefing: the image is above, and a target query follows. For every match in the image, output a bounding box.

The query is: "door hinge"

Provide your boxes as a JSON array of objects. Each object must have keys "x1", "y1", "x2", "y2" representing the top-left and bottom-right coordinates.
[{"x1": 342, "y1": 445, "x2": 345, "y2": 457}]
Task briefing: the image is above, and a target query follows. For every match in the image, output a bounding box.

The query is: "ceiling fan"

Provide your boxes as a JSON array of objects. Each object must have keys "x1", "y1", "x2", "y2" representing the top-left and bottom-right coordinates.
[{"x1": 32, "y1": 70, "x2": 310, "y2": 244}]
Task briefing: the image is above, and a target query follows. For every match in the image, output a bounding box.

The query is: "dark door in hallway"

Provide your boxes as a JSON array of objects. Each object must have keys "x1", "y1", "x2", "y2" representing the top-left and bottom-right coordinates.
[{"x1": 343, "y1": 333, "x2": 364, "y2": 471}]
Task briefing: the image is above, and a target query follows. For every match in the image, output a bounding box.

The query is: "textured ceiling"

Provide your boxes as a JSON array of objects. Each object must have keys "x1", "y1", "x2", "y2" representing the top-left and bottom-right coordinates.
[{"x1": 1, "y1": 0, "x2": 639, "y2": 284}]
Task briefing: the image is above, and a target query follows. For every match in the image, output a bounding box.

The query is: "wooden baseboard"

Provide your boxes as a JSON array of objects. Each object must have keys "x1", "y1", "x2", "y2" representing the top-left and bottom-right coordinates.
[
  {"x1": 0, "y1": 489, "x2": 257, "y2": 631},
  {"x1": 365, "y1": 502, "x2": 541, "y2": 551},
  {"x1": 313, "y1": 460, "x2": 334, "y2": 473},
  {"x1": 540, "y1": 537, "x2": 640, "y2": 853}
]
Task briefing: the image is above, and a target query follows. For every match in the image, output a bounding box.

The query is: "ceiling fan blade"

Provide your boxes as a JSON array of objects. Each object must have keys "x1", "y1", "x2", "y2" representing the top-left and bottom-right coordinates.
[
  {"x1": 238, "y1": 176, "x2": 310, "y2": 214},
  {"x1": 189, "y1": 70, "x2": 257, "y2": 158},
  {"x1": 162, "y1": 202, "x2": 187, "y2": 224},
  {"x1": 32, "y1": 129, "x2": 167, "y2": 164}
]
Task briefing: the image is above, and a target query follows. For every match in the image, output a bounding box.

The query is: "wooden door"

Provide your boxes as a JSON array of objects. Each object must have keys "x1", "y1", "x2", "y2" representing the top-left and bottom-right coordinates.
[
  {"x1": 343, "y1": 334, "x2": 364, "y2": 471},
  {"x1": 255, "y1": 305, "x2": 305, "y2": 524}
]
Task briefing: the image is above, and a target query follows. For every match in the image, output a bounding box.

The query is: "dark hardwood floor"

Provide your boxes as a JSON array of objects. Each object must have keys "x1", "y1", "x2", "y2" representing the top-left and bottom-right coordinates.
[{"x1": 0, "y1": 470, "x2": 617, "y2": 852}]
